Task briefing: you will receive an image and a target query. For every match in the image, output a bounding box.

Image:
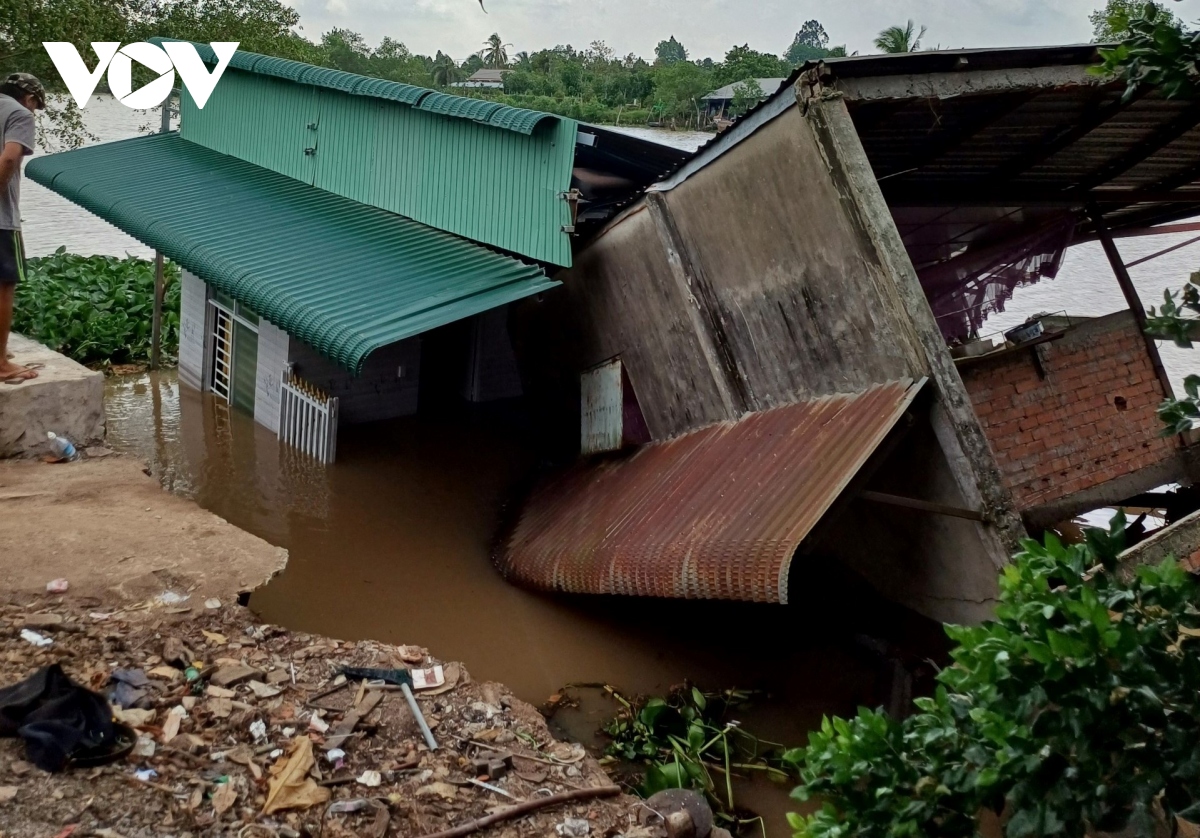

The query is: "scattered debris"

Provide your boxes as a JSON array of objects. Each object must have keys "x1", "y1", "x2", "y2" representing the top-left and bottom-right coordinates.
[
  {"x1": 45, "y1": 579, "x2": 69, "y2": 594},
  {"x1": 558, "y1": 817, "x2": 592, "y2": 836},
  {"x1": 155, "y1": 591, "x2": 189, "y2": 606},
  {"x1": 18, "y1": 629, "x2": 51, "y2": 647},
  {"x1": 328, "y1": 798, "x2": 372, "y2": 814},
  {"x1": 204, "y1": 598, "x2": 222, "y2": 610},
  {"x1": 263, "y1": 736, "x2": 330, "y2": 815},
  {"x1": 211, "y1": 662, "x2": 262, "y2": 688},
  {"x1": 0, "y1": 597, "x2": 636, "y2": 838}
]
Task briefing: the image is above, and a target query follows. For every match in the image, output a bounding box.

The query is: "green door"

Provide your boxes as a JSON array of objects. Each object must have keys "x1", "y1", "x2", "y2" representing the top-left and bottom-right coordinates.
[{"x1": 231, "y1": 320, "x2": 258, "y2": 415}]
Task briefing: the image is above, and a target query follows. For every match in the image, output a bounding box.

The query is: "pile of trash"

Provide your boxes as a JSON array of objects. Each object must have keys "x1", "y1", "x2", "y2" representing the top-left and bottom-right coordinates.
[{"x1": 0, "y1": 592, "x2": 707, "y2": 838}]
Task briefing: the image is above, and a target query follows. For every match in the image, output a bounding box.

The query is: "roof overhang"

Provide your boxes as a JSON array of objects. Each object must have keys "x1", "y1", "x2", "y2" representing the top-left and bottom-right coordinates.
[
  {"x1": 27, "y1": 133, "x2": 558, "y2": 372},
  {"x1": 497, "y1": 379, "x2": 924, "y2": 604},
  {"x1": 799, "y1": 45, "x2": 1200, "y2": 250}
]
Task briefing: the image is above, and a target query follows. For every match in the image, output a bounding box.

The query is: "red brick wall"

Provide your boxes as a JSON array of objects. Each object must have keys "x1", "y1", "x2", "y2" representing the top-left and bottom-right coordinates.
[{"x1": 960, "y1": 311, "x2": 1175, "y2": 511}]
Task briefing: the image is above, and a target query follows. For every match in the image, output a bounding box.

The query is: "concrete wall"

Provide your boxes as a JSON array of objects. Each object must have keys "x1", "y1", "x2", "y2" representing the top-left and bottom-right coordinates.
[
  {"x1": 960, "y1": 311, "x2": 1180, "y2": 518},
  {"x1": 514, "y1": 204, "x2": 735, "y2": 438},
  {"x1": 1119, "y1": 508, "x2": 1200, "y2": 578},
  {"x1": 517, "y1": 103, "x2": 928, "y2": 440},
  {"x1": 289, "y1": 337, "x2": 421, "y2": 425},
  {"x1": 253, "y1": 319, "x2": 290, "y2": 434},
  {"x1": 656, "y1": 106, "x2": 926, "y2": 411},
  {"x1": 462, "y1": 308, "x2": 523, "y2": 403},
  {"x1": 0, "y1": 334, "x2": 104, "y2": 457},
  {"x1": 178, "y1": 270, "x2": 207, "y2": 392},
  {"x1": 809, "y1": 411, "x2": 1002, "y2": 624}
]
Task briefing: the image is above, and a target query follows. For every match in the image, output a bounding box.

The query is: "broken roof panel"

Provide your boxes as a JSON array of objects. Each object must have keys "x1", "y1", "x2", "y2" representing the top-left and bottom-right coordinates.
[{"x1": 498, "y1": 380, "x2": 923, "y2": 604}]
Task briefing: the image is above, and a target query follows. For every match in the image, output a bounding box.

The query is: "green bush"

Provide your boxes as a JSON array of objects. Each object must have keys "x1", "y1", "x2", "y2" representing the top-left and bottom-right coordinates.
[
  {"x1": 14, "y1": 248, "x2": 181, "y2": 366},
  {"x1": 789, "y1": 514, "x2": 1200, "y2": 837},
  {"x1": 616, "y1": 108, "x2": 652, "y2": 124}
]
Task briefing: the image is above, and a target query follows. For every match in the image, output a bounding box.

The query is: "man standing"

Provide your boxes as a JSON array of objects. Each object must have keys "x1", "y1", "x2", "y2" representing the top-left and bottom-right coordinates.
[{"x1": 0, "y1": 72, "x2": 44, "y2": 384}]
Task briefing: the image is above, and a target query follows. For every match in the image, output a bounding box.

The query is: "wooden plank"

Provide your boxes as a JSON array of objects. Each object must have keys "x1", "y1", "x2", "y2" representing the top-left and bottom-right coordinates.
[{"x1": 859, "y1": 490, "x2": 983, "y2": 521}]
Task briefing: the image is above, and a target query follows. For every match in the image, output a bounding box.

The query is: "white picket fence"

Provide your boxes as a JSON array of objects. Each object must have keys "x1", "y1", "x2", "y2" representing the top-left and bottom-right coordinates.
[{"x1": 278, "y1": 370, "x2": 339, "y2": 464}]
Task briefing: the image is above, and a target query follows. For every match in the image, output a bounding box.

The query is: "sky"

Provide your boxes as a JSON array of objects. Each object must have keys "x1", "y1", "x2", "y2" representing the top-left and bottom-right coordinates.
[{"x1": 287, "y1": 0, "x2": 1200, "y2": 63}]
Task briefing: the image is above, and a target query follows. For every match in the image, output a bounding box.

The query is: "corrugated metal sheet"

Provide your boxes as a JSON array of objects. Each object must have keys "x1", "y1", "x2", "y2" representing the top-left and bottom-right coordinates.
[
  {"x1": 499, "y1": 380, "x2": 922, "y2": 604},
  {"x1": 153, "y1": 39, "x2": 554, "y2": 132},
  {"x1": 26, "y1": 133, "x2": 558, "y2": 373},
  {"x1": 178, "y1": 69, "x2": 578, "y2": 267}
]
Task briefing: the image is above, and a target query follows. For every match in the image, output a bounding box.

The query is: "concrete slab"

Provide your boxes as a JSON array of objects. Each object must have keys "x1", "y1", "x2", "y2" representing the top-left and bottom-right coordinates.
[{"x1": 0, "y1": 333, "x2": 104, "y2": 457}]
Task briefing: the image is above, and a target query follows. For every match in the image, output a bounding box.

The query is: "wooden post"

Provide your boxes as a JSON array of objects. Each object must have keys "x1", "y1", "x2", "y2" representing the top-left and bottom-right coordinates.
[
  {"x1": 149, "y1": 95, "x2": 174, "y2": 371},
  {"x1": 150, "y1": 252, "x2": 164, "y2": 370},
  {"x1": 1089, "y1": 205, "x2": 1177, "y2": 402}
]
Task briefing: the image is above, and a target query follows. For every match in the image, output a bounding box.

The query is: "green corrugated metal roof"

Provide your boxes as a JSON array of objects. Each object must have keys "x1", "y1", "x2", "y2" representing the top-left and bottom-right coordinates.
[
  {"x1": 177, "y1": 68, "x2": 579, "y2": 268},
  {"x1": 26, "y1": 133, "x2": 558, "y2": 372},
  {"x1": 150, "y1": 39, "x2": 557, "y2": 135}
]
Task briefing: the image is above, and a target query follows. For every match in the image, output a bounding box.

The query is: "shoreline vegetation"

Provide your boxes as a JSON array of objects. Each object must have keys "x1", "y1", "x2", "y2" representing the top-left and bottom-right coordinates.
[
  {"x1": 13, "y1": 249, "x2": 180, "y2": 370},
  {"x1": 10, "y1": 1, "x2": 860, "y2": 142}
]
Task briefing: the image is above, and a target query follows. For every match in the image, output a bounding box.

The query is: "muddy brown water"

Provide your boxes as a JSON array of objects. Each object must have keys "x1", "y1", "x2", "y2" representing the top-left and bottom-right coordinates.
[{"x1": 105, "y1": 370, "x2": 947, "y2": 835}]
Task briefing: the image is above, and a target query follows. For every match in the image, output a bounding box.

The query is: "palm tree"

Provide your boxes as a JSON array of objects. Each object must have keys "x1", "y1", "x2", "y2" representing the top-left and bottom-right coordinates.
[
  {"x1": 480, "y1": 33, "x2": 511, "y2": 68},
  {"x1": 432, "y1": 55, "x2": 462, "y2": 87},
  {"x1": 874, "y1": 20, "x2": 926, "y2": 53}
]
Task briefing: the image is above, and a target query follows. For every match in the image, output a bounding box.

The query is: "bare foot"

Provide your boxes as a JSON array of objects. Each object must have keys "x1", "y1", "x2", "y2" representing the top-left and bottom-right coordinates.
[{"x1": 0, "y1": 360, "x2": 38, "y2": 383}]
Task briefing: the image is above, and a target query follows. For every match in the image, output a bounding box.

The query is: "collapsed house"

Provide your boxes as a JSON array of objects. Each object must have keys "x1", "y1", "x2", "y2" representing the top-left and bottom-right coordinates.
[
  {"x1": 27, "y1": 43, "x2": 1200, "y2": 624},
  {"x1": 500, "y1": 46, "x2": 1200, "y2": 623}
]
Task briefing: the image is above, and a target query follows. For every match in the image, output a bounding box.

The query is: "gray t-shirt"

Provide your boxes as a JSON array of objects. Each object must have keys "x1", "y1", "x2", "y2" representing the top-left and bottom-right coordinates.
[{"x1": 0, "y1": 94, "x2": 35, "y2": 230}]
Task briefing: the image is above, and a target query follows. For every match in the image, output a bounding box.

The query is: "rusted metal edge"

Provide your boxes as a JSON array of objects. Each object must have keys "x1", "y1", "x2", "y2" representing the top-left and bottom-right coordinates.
[{"x1": 499, "y1": 379, "x2": 925, "y2": 604}]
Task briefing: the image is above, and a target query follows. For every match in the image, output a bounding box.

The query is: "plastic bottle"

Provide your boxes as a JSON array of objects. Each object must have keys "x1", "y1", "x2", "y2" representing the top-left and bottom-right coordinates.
[{"x1": 46, "y1": 432, "x2": 78, "y2": 461}]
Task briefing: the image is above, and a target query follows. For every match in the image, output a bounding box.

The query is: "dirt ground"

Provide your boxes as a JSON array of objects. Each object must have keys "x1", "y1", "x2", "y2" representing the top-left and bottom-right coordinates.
[
  {"x1": 0, "y1": 596, "x2": 642, "y2": 838},
  {"x1": 0, "y1": 454, "x2": 286, "y2": 602}
]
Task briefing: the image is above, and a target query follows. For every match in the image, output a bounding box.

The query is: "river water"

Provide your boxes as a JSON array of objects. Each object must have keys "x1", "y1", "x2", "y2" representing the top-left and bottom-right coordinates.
[{"x1": 34, "y1": 98, "x2": 1200, "y2": 834}]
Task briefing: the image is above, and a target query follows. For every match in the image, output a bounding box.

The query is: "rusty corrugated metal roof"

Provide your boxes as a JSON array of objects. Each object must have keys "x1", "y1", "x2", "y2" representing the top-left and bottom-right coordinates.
[{"x1": 498, "y1": 380, "x2": 923, "y2": 604}]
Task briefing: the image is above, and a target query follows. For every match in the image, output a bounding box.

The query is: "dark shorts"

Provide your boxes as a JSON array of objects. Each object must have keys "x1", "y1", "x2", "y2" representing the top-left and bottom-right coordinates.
[{"x1": 0, "y1": 229, "x2": 25, "y2": 286}]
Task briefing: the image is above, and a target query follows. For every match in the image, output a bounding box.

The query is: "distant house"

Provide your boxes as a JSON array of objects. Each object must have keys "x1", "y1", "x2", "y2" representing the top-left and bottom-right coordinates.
[
  {"x1": 450, "y1": 68, "x2": 511, "y2": 90},
  {"x1": 702, "y1": 77, "x2": 787, "y2": 120}
]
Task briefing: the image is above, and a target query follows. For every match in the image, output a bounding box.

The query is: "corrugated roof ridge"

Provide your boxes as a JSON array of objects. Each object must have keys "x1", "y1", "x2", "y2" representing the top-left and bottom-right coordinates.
[{"x1": 149, "y1": 38, "x2": 558, "y2": 136}]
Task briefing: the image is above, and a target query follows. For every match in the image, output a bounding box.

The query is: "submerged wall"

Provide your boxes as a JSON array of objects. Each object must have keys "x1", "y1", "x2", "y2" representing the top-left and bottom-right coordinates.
[
  {"x1": 289, "y1": 338, "x2": 421, "y2": 425},
  {"x1": 179, "y1": 270, "x2": 207, "y2": 392}
]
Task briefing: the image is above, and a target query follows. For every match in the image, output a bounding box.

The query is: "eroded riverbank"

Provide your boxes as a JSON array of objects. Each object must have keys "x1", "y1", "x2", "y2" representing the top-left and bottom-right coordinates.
[{"x1": 104, "y1": 370, "x2": 949, "y2": 834}]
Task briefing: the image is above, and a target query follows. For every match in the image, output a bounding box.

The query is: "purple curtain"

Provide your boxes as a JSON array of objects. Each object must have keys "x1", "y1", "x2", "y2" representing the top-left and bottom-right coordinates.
[{"x1": 920, "y1": 217, "x2": 1077, "y2": 342}]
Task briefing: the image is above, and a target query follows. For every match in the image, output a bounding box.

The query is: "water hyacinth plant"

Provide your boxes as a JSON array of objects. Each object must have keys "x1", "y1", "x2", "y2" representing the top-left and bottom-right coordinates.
[{"x1": 14, "y1": 247, "x2": 180, "y2": 367}]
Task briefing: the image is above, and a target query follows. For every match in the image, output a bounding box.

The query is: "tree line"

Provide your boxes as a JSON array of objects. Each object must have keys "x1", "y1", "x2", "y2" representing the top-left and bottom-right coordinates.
[
  {"x1": 0, "y1": 0, "x2": 897, "y2": 131},
  {"x1": 0, "y1": 0, "x2": 1172, "y2": 136}
]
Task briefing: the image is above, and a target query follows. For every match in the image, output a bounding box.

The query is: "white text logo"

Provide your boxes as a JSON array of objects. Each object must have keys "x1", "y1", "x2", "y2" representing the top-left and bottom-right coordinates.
[{"x1": 42, "y1": 41, "x2": 238, "y2": 109}]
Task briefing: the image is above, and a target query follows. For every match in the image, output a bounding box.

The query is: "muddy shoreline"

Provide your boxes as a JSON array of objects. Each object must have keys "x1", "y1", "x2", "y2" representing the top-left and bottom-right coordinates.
[{"x1": 0, "y1": 452, "x2": 642, "y2": 837}]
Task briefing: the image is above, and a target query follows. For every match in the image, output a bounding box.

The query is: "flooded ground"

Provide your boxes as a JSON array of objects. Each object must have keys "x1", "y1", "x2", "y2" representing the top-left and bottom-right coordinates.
[{"x1": 105, "y1": 370, "x2": 945, "y2": 834}]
